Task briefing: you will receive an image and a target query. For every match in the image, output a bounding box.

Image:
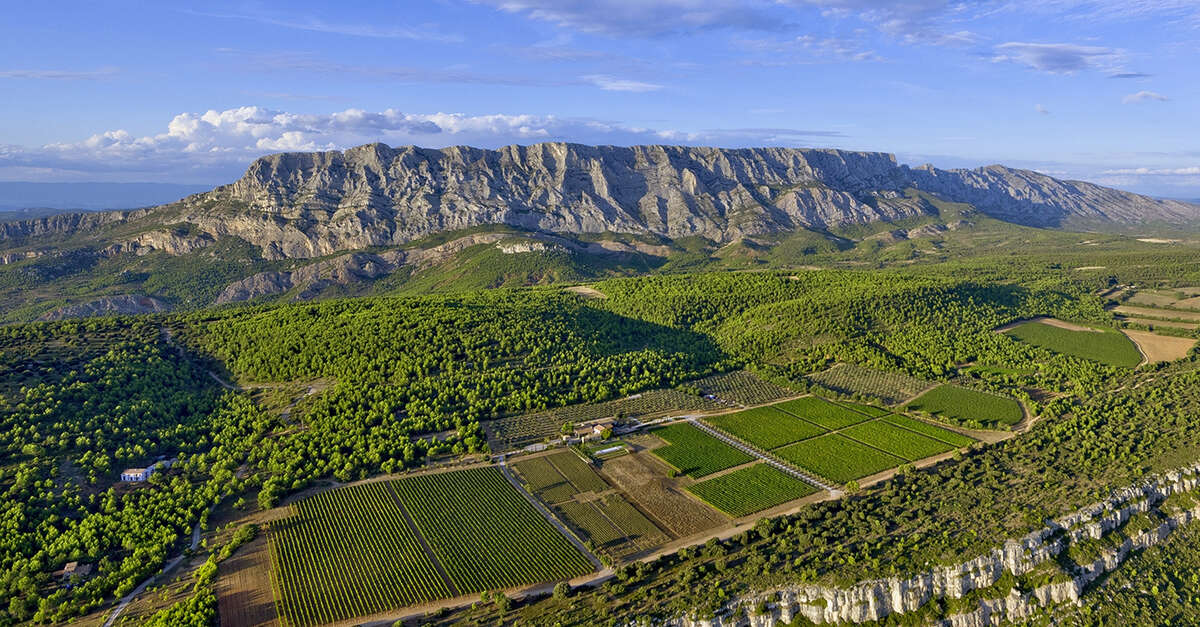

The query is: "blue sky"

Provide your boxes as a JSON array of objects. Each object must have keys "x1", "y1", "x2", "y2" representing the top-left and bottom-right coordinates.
[{"x1": 1, "y1": 1, "x2": 1197, "y2": 197}]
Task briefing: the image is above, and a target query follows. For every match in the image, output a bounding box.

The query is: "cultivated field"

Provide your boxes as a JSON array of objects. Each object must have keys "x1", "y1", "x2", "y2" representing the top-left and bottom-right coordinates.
[
  {"x1": 217, "y1": 534, "x2": 279, "y2": 627},
  {"x1": 650, "y1": 423, "x2": 755, "y2": 478},
  {"x1": 597, "y1": 451, "x2": 725, "y2": 537},
  {"x1": 694, "y1": 370, "x2": 794, "y2": 405},
  {"x1": 1114, "y1": 304, "x2": 1200, "y2": 322},
  {"x1": 776, "y1": 434, "x2": 904, "y2": 483},
  {"x1": 883, "y1": 414, "x2": 976, "y2": 447},
  {"x1": 841, "y1": 420, "x2": 955, "y2": 461},
  {"x1": 804, "y1": 363, "x2": 934, "y2": 405},
  {"x1": 1004, "y1": 319, "x2": 1142, "y2": 367},
  {"x1": 1121, "y1": 329, "x2": 1196, "y2": 364},
  {"x1": 773, "y1": 396, "x2": 875, "y2": 430},
  {"x1": 270, "y1": 468, "x2": 593, "y2": 626},
  {"x1": 905, "y1": 384, "x2": 1023, "y2": 428},
  {"x1": 485, "y1": 389, "x2": 722, "y2": 450},
  {"x1": 556, "y1": 495, "x2": 669, "y2": 559},
  {"x1": 705, "y1": 405, "x2": 826, "y2": 450},
  {"x1": 687, "y1": 463, "x2": 817, "y2": 517}
]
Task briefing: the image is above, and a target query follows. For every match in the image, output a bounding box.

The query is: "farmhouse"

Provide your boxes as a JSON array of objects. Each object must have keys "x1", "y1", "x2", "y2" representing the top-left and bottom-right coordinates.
[
  {"x1": 120, "y1": 467, "x2": 152, "y2": 482},
  {"x1": 58, "y1": 561, "x2": 93, "y2": 581}
]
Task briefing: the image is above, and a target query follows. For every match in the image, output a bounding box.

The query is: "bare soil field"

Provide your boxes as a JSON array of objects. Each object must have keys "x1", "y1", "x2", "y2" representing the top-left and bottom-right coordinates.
[
  {"x1": 216, "y1": 534, "x2": 279, "y2": 627},
  {"x1": 597, "y1": 452, "x2": 724, "y2": 538},
  {"x1": 1121, "y1": 330, "x2": 1197, "y2": 364},
  {"x1": 564, "y1": 285, "x2": 607, "y2": 299},
  {"x1": 1114, "y1": 305, "x2": 1200, "y2": 322},
  {"x1": 1120, "y1": 317, "x2": 1199, "y2": 330},
  {"x1": 995, "y1": 316, "x2": 1100, "y2": 333}
]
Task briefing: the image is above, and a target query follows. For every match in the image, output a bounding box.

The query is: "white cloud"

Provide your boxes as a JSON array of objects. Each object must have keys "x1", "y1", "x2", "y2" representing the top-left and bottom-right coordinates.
[
  {"x1": 0, "y1": 67, "x2": 118, "y2": 80},
  {"x1": 0, "y1": 107, "x2": 847, "y2": 182},
  {"x1": 582, "y1": 75, "x2": 664, "y2": 92},
  {"x1": 473, "y1": 0, "x2": 787, "y2": 36},
  {"x1": 1103, "y1": 166, "x2": 1200, "y2": 176},
  {"x1": 991, "y1": 42, "x2": 1123, "y2": 73},
  {"x1": 187, "y1": 10, "x2": 463, "y2": 43},
  {"x1": 1122, "y1": 90, "x2": 1168, "y2": 104},
  {"x1": 1035, "y1": 104, "x2": 1050, "y2": 114}
]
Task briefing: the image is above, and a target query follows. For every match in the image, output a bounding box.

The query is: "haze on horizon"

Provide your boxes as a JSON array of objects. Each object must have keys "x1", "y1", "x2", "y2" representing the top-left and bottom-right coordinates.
[{"x1": 1, "y1": 0, "x2": 1197, "y2": 199}]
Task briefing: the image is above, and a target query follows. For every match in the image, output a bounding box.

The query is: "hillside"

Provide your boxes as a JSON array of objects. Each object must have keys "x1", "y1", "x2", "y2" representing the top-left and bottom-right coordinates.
[{"x1": 0, "y1": 142, "x2": 1198, "y2": 322}]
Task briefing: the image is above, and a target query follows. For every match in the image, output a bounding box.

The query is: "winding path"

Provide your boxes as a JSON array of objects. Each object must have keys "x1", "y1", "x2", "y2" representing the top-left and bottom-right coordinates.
[{"x1": 688, "y1": 418, "x2": 837, "y2": 492}]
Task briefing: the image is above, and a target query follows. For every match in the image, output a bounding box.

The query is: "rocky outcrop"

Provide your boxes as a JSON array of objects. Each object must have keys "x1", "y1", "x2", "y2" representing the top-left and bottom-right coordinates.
[
  {"x1": 37, "y1": 295, "x2": 171, "y2": 321},
  {"x1": 4, "y1": 143, "x2": 1198, "y2": 263},
  {"x1": 653, "y1": 463, "x2": 1200, "y2": 627}
]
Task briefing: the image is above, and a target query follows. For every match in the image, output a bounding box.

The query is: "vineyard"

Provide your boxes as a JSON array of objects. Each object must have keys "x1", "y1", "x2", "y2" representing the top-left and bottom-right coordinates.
[
  {"x1": 883, "y1": 414, "x2": 976, "y2": 447},
  {"x1": 704, "y1": 406, "x2": 826, "y2": 450},
  {"x1": 512, "y1": 451, "x2": 608, "y2": 504},
  {"x1": 773, "y1": 396, "x2": 874, "y2": 430},
  {"x1": 905, "y1": 384, "x2": 1023, "y2": 428},
  {"x1": 840, "y1": 420, "x2": 956, "y2": 461},
  {"x1": 694, "y1": 370, "x2": 795, "y2": 405},
  {"x1": 649, "y1": 423, "x2": 754, "y2": 478},
  {"x1": 1004, "y1": 319, "x2": 1143, "y2": 368},
  {"x1": 271, "y1": 468, "x2": 594, "y2": 626},
  {"x1": 775, "y1": 433, "x2": 904, "y2": 483},
  {"x1": 805, "y1": 363, "x2": 935, "y2": 405},
  {"x1": 687, "y1": 463, "x2": 818, "y2": 517},
  {"x1": 556, "y1": 495, "x2": 668, "y2": 559},
  {"x1": 485, "y1": 388, "x2": 722, "y2": 450},
  {"x1": 269, "y1": 481, "x2": 450, "y2": 627}
]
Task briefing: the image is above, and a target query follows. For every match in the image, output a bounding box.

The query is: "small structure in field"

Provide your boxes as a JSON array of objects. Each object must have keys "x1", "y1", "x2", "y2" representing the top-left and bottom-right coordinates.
[
  {"x1": 119, "y1": 457, "x2": 178, "y2": 482},
  {"x1": 58, "y1": 561, "x2": 93, "y2": 581}
]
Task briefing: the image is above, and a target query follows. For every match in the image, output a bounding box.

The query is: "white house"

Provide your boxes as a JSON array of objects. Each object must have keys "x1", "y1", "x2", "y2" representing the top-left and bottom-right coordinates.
[{"x1": 120, "y1": 467, "x2": 152, "y2": 482}]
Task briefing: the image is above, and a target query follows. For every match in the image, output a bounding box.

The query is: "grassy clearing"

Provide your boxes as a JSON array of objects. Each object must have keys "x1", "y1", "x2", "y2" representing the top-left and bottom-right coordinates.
[
  {"x1": 883, "y1": 415, "x2": 976, "y2": 447},
  {"x1": 1005, "y1": 320, "x2": 1142, "y2": 367},
  {"x1": 687, "y1": 463, "x2": 818, "y2": 517},
  {"x1": 650, "y1": 423, "x2": 755, "y2": 478},
  {"x1": 841, "y1": 420, "x2": 956, "y2": 461},
  {"x1": 772, "y1": 396, "x2": 873, "y2": 430},
  {"x1": 905, "y1": 384, "x2": 1023, "y2": 428},
  {"x1": 705, "y1": 406, "x2": 827, "y2": 450},
  {"x1": 775, "y1": 434, "x2": 904, "y2": 483}
]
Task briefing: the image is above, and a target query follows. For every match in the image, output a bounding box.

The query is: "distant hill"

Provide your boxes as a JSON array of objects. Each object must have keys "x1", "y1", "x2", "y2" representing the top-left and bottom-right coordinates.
[{"x1": 0, "y1": 182, "x2": 212, "y2": 213}]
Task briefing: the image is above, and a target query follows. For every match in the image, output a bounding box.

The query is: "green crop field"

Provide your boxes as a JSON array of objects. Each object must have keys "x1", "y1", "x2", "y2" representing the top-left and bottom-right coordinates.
[
  {"x1": 687, "y1": 463, "x2": 818, "y2": 517},
  {"x1": 270, "y1": 481, "x2": 451, "y2": 627},
  {"x1": 775, "y1": 434, "x2": 904, "y2": 483},
  {"x1": 883, "y1": 415, "x2": 976, "y2": 447},
  {"x1": 905, "y1": 384, "x2": 1023, "y2": 428},
  {"x1": 805, "y1": 363, "x2": 934, "y2": 405},
  {"x1": 558, "y1": 495, "x2": 668, "y2": 558},
  {"x1": 512, "y1": 455, "x2": 579, "y2": 503},
  {"x1": 773, "y1": 396, "x2": 873, "y2": 430},
  {"x1": 1005, "y1": 320, "x2": 1142, "y2": 367},
  {"x1": 546, "y1": 451, "x2": 610, "y2": 493},
  {"x1": 705, "y1": 406, "x2": 827, "y2": 450},
  {"x1": 558, "y1": 501, "x2": 626, "y2": 548},
  {"x1": 650, "y1": 423, "x2": 755, "y2": 477},
  {"x1": 694, "y1": 370, "x2": 794, "y2": 405},
  {"x1": 392, "y1": 468, "x2": 594, "y2": 594},
  {"x1": 272, "y1": 469, "x2": 594, "y2": 626},
  {"x1": 841, "y1": 420, "x2": 956, "y2": 461}
]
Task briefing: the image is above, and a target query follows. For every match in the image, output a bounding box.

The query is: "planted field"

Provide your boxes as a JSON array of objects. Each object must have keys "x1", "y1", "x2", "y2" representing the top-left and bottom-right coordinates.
[
  {"x1": 905, "y1": 384, "x2": 1023, "y2": 428},
  {"x1": 705, "y1": 406, "x2": 826, "y2": 450},
  {"x1": 558, "y1": 501, "x2": 624, "y2": 547},
  {"x1": 650, "y1": 423, "x2": 755, "y2": 478},
  {"x1": 597, "y1": 452, "x2": 725, "y2": 538},
  {"x1": 546, "y1": 451, "x2": 609, "y2": 493},
  {"x1": 773, "y1": 396, "x2": 873, "y2": 430},
  {"x1": 512, "y1": 455, "x2": 578, "y2": 503},
  {"x1": 883, "y1": 415, "x2": 976, "y2": 447},
  {"x1": 775, "y1": 434, "x2": 904, "y2": 483},
  {"x1": 841, "y1": 420, "x2": 956, "y2": 461},
  {"x1": 392, "y1": 467, "x2": 594, "y2": 595},
  {"x1": 694, "y1": 370, "x2": 794, "y2": 405},
  {"x1": 687, "y1": 463, "x2": 818, "y2": 517},
  {"x1": 270, "y1": 481, "x2": 451, "y2": 627},
  {"x1": 805, "y1": 363, "x2": 933, "y2": 405},
  {"x1": 1004, "y1": 320, "x2": 1142, "y2": 367},
  {"x1": 557, "y1": 495, "x2": 668, "y2": 559}
]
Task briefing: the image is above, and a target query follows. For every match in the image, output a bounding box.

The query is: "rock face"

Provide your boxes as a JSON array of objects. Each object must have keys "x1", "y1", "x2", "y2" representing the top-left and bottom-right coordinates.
[
  {"x1": 651, "y1": 463, "x2": 1200, "y2": 627},
  {"x1": 2, "y1": 143, "x2": 1197, "y2": 262},
  {"x1": 37, "y1": 295, "x2": 171, "y2": 321}
]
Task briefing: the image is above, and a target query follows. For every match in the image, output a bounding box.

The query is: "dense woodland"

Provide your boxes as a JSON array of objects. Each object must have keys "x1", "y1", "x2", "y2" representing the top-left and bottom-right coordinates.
[{"x1": 1, "y1": 245, "x2": 1199, "y2": 624}]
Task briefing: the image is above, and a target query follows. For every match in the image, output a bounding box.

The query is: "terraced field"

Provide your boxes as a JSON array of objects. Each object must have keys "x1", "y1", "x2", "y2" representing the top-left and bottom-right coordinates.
[
  {"x1": 687, "y1": 463, "x2": 818, "y2": 517},
  {"x1": 649, "y1": 423, "x2": 755, "y2": 478},
  {"x1": 271, "y1": 468, "x2": 594, "y2": 626}
]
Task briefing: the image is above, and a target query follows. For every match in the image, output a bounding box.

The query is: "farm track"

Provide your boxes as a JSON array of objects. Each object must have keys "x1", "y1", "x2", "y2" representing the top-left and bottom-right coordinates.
[
  {"x1": 382, "y1": 482, "x2": 460, "y2": 598},
  {"x1": 688, "y1": 418, "x2": 836, "y2": 492},
  {"x1": 498, "y1": 459, "x2": 604, "y2": 572}
]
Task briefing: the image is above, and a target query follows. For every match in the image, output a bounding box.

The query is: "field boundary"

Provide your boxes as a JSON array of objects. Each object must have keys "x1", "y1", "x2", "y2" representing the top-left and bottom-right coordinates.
[{"x1": 688, "y1": 419, "x2": 835, "y2": 492}]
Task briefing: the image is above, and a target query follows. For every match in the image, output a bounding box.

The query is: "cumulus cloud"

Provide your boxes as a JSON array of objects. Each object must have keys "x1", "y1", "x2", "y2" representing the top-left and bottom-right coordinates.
[
  {"x1": 991, "y1": 42, "x2": 1123, "y2": 73},
  {"x1": 582, "y1": 75, "x2": 664, "y2": 92},
  {"x1": 1122, "y1": 90, "x2": 1168, "y2": 104},
  {"x1": 0, "y1": 107, "x2": 847, "y2": 182}
]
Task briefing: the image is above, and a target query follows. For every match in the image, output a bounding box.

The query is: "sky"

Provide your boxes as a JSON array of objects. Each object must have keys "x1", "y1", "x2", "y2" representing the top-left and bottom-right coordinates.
[{"x1": 0, "y1": 1, "x2": 1197, "y2": 198}]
